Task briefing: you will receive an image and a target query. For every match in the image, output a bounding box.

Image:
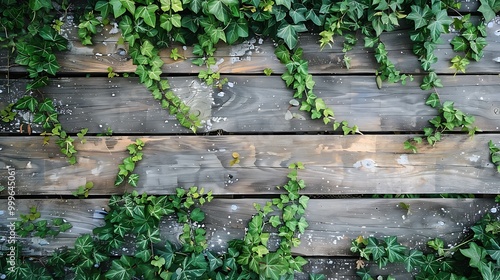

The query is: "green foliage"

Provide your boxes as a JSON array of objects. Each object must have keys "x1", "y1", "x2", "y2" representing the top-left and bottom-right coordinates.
[
  {"x1": 107, "y1": 66, "x2": 119, "y2": 78},
  {"x1": 115, "y1": 138, "x2": 145, "y2": 187},
  {"x1": 450, "y1": 14, "x2": 488, "y2": 63},
  {"x1": 7, "y1": 165, "x2": 320, "y2": 279},
  {"x1": 352, "y1": 212, "x2": 500, "y2": 279},
  {"x1": 15, "y1": 207, "x2": 72, "y2": 238},
  {"x1": 72, "y1": 181, "x2": 94, "y2": 198},
  {"x1": 97, "y1": 127, "x2": 113, "y2": 136},
  {"x1": 489, "y1": 140, "x2": 500, "y2": 173},
  {"x1": 0, "y1": 103, "x2": 16, "y2": 122},
  {"x1": 405, "y1": 92, "x2": 479, "y2": 152},
  {"x1": 78, "y1": 11, "x2": 103, "y2": 45},
  {"x1": 170, "y1": 47, "x2": 185, "y2": 60},
  {"x1": 478, "y1": 0, "x2": 500, "y2": 22},
  {"x1": 275, "y1": 44, "x2": 358, "y2": 134}
]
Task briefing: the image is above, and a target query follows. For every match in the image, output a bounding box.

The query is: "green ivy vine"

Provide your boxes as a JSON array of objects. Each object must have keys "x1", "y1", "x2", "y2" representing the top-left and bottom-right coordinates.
[
  {"x1": 351, "y1": 211, "x2": 500, "y2": 279},
  {"x1": 1, "y1": 164, "x2": 326, "y2": 280}
]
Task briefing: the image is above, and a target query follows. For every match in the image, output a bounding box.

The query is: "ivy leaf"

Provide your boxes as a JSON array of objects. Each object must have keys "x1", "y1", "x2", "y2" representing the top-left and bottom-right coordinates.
[
  {"x1": 29, "y1": 0, "x2": 51, "y2": 11},
  {"x1": 208, "y1": 27, "x2": 227, "y2": 44},
  {"x1": 297, "y1": 217, "x2": 308, "y2": 234},
  {"x1": 276, "y1": 0, "x2": 292, "y2": 9},
  {"x1": 274, "y1": 45, "x2": 290, "y2": 63},
  {"x1": 110, "y1": 0, "x2": 126, "y2": 18},
  {"x1": 39, "y1": 99, "x2": 55, "y2": 113},
  {"x1": 226, "y1": 19, "x2": 249, "y2": 45},
  {"x1": 95, "y1": 1, "x2": 110, "y2": 17},
  {"x1": 385, "y1": 236, "x2": 406, "y2": 262},
  {"x1": 189, "y1": 0, "x2": 203, "y2": 13},
  {"x1": 478, "y1": 0, "x2": 500, "y2": 22},
  {"x1": 190, "y1": 208, "x2": 205, "y2": 222},
  {"x1": 43, "y1": 54, "x2": 59, "y2": 75},
  {"x1": 75, "y1": 234, "x2": 94, "y2": 255},
  {"x1": 426, "y1": 10, "x2": 452, "y2": 42},
  {"x1": 207, "y1": 0, "x2": 229, "y2": 24},
  {"x1": 140, "y1": 40, "x2": 155, "y2": 57},
  {"x1": 15, "y1": 96, "x2": 38, "y2": 112},
  {"x1": 128, "y1": 174, "x2": 139, "y2": 187},
  {"x1": 404, "y1": 249, "x2": 424, "y2": 272},
  {"x1": 450, "y1": 36, "x2": 468, "y2": 52},
  {"x1": 106, "y1": 256, "x2": 135, "y2": 280},
  {"x1": 460, "y1": 242, "x2": 487, "y2": 268},
  {"x1": 289, "y1": 7, "x2": 307, "y2": 24},
  {"x1": 277, "y1": 22, "x2": 298, "y2": 49},
  {"x1": 259, "y1": 253, "x2": 288, "y2": 279},
  {"x1": 135, "y1": 4, "x2": 158, "y2": 28},
  {"x1": 149, "y1": 67, "x2": 162, "y2": 81},
  {"x1": 407, "y1": 5, "x2": 432, "y2": 29},
  {"x1": 367, "y1": 237, "x2": 385, "y2": 260},
  {"x1": 120, "y1": 0, "x2": 135, "y2": 14}
]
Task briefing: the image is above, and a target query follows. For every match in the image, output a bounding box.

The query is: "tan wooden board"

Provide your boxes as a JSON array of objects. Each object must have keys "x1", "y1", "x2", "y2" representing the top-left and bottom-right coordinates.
[
  {"x1": 1, "y1": 74, "x2": 499, "y2": 135},
  {"x1": 1, "y1": 17, "x2": 498, "y2": 75},
  {"x1": 1, "y1": 134, "x2": 500, "y2": 196},
  {"x1": 0, "y1": 198, "x2": 494, "y2": 258}
]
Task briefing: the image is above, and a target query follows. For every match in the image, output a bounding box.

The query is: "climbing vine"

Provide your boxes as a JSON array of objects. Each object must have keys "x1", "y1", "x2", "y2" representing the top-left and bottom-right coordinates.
[
  {"x1": 1, "y1": 164, "x2": 326, "y2": 279},
  {"x1": 351, "y1": 212, "x2": 500, "y2": 279}
]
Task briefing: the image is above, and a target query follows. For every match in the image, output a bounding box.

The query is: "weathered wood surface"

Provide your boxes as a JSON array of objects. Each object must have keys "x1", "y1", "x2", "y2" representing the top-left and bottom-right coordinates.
[
  {"x1": 1, "y1": 135, "x2": 499, "y2": 196},
  {"x1": 1, "y1": 74, "x2": 499, "y2": 135},
  {"x1": 1, "y1": 27, "x2": 499, "y2": 76},
  {"x1": 0, "y1": 17, "x2": 498, "y2": 75},
  {"x1": 0, "y1": 198, "x2": 494, "y2": 257}
]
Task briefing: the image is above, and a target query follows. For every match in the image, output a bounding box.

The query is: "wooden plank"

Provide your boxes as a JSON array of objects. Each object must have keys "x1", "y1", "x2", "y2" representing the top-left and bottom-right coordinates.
[
  {"x1": 1, "y1": 75, "x2": 499, "y2": 135},
  {"x1": 1, "y1": 134, "x2": 500, "y2": 196},
  {"x1": 0, "y1": 198, "x2": 494, "y2": 257},
  {"x1": 1, "y1": 18, "x2": 498, "y2": 75}
]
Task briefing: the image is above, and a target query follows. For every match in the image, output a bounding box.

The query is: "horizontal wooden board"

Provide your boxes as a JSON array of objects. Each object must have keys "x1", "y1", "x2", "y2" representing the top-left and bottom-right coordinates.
[
  {"x1": 0, "y1": 198, "x2": 494, "y2": 258},
  {"x1": 1, "y1": 134, "x2": 500, "y2": 196},
  {"x1": 1, "y1": 75, "x2": 499, "y2": 135},
  {"x1": 1, "y1": 17, "x2": 498, "y2": 75}
]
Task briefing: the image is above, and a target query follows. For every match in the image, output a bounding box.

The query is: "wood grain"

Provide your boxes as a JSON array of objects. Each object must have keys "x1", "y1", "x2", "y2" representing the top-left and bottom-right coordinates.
[
  {"x1": 1, "y1": 18, "x2": 498, "y2": 75},
  {"x1": 1, "y1": 75, "x2": 499, "y2": 135},
  {"x1": 0, "y1": 198, "x2": 493, "y2": 258},
  {"x1": 1, "y1": 134, "x2": 500, "y2": 196}
]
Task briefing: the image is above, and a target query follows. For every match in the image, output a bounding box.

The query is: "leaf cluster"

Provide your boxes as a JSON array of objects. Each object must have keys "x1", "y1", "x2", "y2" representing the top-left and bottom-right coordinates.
[
  {"x1": 0, "y1": 103, "x2": 16, "y2": 123},
  {"x1": 115, "y1": 138, "x2": 145, "y2": 187},
  {"x1": 72, "y1": 181, "x2": 94, "y2": 198},
  {"x1": 14, "y1": 23, "x2": 67, "y2": 91},
  {"x1": 221, "y1": 162, "x2": 311, "y2": 279},
  {"x1": 352, "y1": 212, "x2": 500, "y2": 279},
  {"x1": 78, "y1": 11, "x2": 104, "y2": 45},
  {"x1": 129, "y1": 40, "x2": 202, "y2": 132},
  {"x1": 449, "y1": 14, "x2": 487, "y2": 71},
  {"x1": 6, "y1": 165, "x2": 324, "y2": 279},
  {"x1": 15, "y1": 207, "x2": 72, "y2": 239},
  {"x1": 275, "y1": 44, "x2": 358, "y2": 134},
  {"x1": 404, "y1": 92, "x2": 479, "y2": 153},
  {"x1": 489, "y1": 140, "x2": 500, "y2": 173}
]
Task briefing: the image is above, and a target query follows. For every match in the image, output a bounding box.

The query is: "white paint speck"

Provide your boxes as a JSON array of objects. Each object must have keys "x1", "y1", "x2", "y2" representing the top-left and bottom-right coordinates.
[
  {"x1": 397, "y1": 154, "x2": 410, "y2": 165},
  {"x1": 231, "y1": 205, "x2": 238, "y2": 211},
  {"x1": 467, "y1": 154, "x2": 480, "y2": 162},
  {"x1": 353, "y1": 159, "x2": 376, "y2": 169}
]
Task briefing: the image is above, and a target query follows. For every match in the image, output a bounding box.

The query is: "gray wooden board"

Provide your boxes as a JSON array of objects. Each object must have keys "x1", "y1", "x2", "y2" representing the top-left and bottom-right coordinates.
[
  {"x1": 1, "y1": 75, "x2": 499, "y2": 135},
  {"x1": 1, "y1": 134, "x2": 500, "y2": 196},
  {"x1": 1, "y1": 18, "x2": 498, "y2": 75},
  {"x1": 0, "y1": 198, "x2": 494, "y2": 258}
]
